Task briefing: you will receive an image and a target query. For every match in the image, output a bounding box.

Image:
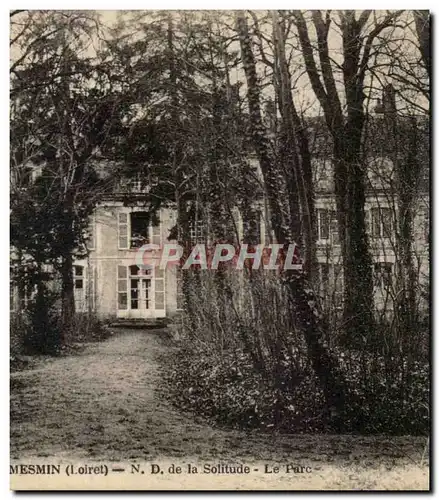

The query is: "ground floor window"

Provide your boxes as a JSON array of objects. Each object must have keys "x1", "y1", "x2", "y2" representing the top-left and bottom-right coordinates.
[
  {"x1": 74, "y1": 265, "x2": 95, "y2": 312},
  {"x1": 117, "y1": 265, "x2": 165, "y2": 313}
]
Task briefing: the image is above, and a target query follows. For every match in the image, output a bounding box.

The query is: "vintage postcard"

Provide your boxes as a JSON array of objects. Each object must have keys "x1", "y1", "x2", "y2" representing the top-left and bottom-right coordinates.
[{"x1": 10, "y1": 9, "x2": 430, "y2": 491}]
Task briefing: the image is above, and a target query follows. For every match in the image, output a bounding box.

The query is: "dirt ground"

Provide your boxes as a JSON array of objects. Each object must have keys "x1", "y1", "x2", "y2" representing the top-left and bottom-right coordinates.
[{"x1": 10, "y1": 329, "x2": 429, "y2": 490}]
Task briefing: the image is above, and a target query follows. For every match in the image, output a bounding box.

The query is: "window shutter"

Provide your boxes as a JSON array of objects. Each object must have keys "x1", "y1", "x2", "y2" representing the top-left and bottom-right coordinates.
[
  {"x1": 117, "y1": 265, "x2": 128, "y2": 309},
  {"x1": 365, "y1": 209, "x2": 371, "y2": 236},
  {"x1": 381, "y1": 208, "x2": 393, "y2": 238},
  {"x1": 155, "y1": 267, "x2": 165, "y2": 310},
  {"x1": 371, "y1": 208, "x2": 380, "y2": 238},
  {"x1": 152, "y1": 223, "x2": 161, "y2": 246},
  {"x1": 318, "y1": 209, "x2": 330, "y2": 239},
  {"x1": 118, "y1": 212, "x2": 129, "y2": 249}
]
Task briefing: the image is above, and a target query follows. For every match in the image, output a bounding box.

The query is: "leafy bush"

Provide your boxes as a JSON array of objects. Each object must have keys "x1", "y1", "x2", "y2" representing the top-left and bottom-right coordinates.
[
  {"x1": 163, "y1": 342, "x2": 429, "y2": 436},
  {"x1": 11, "y1": 294, "x2": 112, "y2": 358},
  {"x1": 22, "y1": 287, "x2": 61, "y2": 355},
  {"x1": 338, "y1": 352, "x2": 430, "y2": 435},
  {"x1": 164, "y1": 268, "x2": 429, "y2": 436},
  {"x1": 163, "y1": 344, "x2": 327, "y2": 433},
  {"x1": 68, "y1": 313, "x2": 114, "y2": 343}
]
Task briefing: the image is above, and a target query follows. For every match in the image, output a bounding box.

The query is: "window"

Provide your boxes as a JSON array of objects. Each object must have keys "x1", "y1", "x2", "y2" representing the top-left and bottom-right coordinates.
[
  {"x1": 312, "y1": 158, "x2": 333, "y2": 191},
  {"x1": 371, "y1": 207, "x2": 393, "y2": 238},
  {"x1": 130, "y1": 278, "x2": 140, "y2": 309},
  {"x1": 127, "y1": 174, "x2": 142, "y2": 192},
  {"x1": 118, "y1": 211, "x2": 160, "y2": 250},
  {"x1": 189, "y1": 219, "x2": 205, "y2": 244},
  {"x1": 318, "y1": 209, "x2": 329, "y2": 239},
  {"x1": 330, "y1": 218, "x2": 339, "y2": 245},
  {"x1": 74, "y1": 265, "x2": 85, "y2": 310},
  {"x1": 131, "y1": 212, "x2": 150, "y2": 248},
  {"x1": 74, "y1": 265, "x2": 84, "y2": 289},
  {"x1": 118, "y1": 265, "x2": 157, "y2": 311},
  {"x1": 374, "y1": 262, "x2": 393, "y2": 290},
  {"x1": 367, "y1": 157, "x2": 394, "y2": 188},
  {"x1": 124, "y1": 173, "x2": 158, "y2": 193},
  {"x1": 317, "y1": 209, "x2": 339, "y2": 244}
]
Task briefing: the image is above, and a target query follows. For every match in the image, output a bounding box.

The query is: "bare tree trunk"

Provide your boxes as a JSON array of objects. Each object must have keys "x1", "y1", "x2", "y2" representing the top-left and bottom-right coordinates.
[
  {"x1": 60, "y1": 252, "x2": 74, "y2": 343},
  {"x1": 414, "y1": 11, "x2": 430, "y2": 78},
  {"x1": 294, "y1": 10, "x2": 377, "y2": 344},
  {"x1": 383, "y1": 86, "x2": 419, "y2": 356},
  {"x1": 271, "y1": 11, "x2": 317, "y2": 279},
  {"x1": 236, "y1": 11, "x2": 346, "y2": 423}
]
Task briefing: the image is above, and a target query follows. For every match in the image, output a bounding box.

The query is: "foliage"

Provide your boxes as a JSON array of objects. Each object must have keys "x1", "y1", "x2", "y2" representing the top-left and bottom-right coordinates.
[
  {"x1": 164, "y1": 340, "x2": 429, "y2": 436},
  {"x1": 10, "y1": 11, "x2": 430, "y2": 438},
  {"x1": 68, "y1": 314, "x2": 114, "y2": 343},
  {"x1": 21, "y1": 286, "x2": 61, "y2": 355},
  {"x1": 164, "y1": 343, "x2": 326, "y2": 432}
]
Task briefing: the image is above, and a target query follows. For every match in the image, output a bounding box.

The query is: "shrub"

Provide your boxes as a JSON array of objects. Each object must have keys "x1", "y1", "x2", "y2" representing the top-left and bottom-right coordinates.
[
  {"x1": 163, "y1": 267, "x2": 429, "y2": 436},
  {"x1": 163, "y1": 342, "x2": 429, "y2": 436},
  {"x1": 22, "y1": 287, "x2": 61, "y2": 355},
  {"x1": 68, "y1": 313, "x2": 113, "y2": 343},
  {"x1": 163, "y1": 344, "x2": 327, "y2": 433}
]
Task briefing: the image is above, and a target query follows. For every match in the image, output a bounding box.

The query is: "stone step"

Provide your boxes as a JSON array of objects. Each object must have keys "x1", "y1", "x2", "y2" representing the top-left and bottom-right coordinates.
[{"x1": 109, "y1": 318, "x2": 169, "y2": 329}]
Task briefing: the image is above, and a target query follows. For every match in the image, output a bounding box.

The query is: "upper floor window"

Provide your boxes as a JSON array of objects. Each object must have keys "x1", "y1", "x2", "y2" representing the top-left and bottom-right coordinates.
[
  {"x1": 371, "y1": 207, "x2": 393, "y2": 239},
  {"x1": 373, "y1": 262, "x2": 393, "y2": 290},
  {"x1": 189, "y1": 219, "x2": 205, "y2": 244},
  {"x1": 131, "y1": 212, "x2": 150, "y2": 248},
  {"x1": 118, "y1": 211, "x2": 161, "y2": 250},
  {"x1": 317, "y1": 209, "x2": 339, "y2": 245},
  {"x1": 127, "y1": 175, "x2": 143, "y2": 192},
  {"x1": 312, "y1": 158, "x2": 333, "y2": 192},
  {"x1": 120, "y1": 173, "x2": 158, "y2": 194},
  {"x1": 367, "y1": 157, "x2": 394, "y2": 189}
]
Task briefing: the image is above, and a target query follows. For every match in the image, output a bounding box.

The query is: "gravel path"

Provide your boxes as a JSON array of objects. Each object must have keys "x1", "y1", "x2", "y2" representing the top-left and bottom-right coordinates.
[{"x1": 10, "y1": 329, "x2": 429, "y2": 490}]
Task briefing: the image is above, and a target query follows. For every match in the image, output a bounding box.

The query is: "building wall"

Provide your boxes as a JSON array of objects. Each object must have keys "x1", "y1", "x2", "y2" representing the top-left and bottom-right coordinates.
[
  {"x1": 75, "y1": 202, "x2": 180, "y2": 320},
  {"x1": 72, "y1": 175, "x2": 429, "y2": 321}
]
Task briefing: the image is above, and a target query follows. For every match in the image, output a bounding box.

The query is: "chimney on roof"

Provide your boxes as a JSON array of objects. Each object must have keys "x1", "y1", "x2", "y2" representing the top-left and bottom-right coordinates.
[
  {"x1": 374, "y1": 84, "x2": 397, "y2": 115},
  {"x1": 383, "y1": 84, "x2": 397, "y2": 115},
  {"x1": 374, "y1": 99, "x2": 384, "y2": 114}
]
